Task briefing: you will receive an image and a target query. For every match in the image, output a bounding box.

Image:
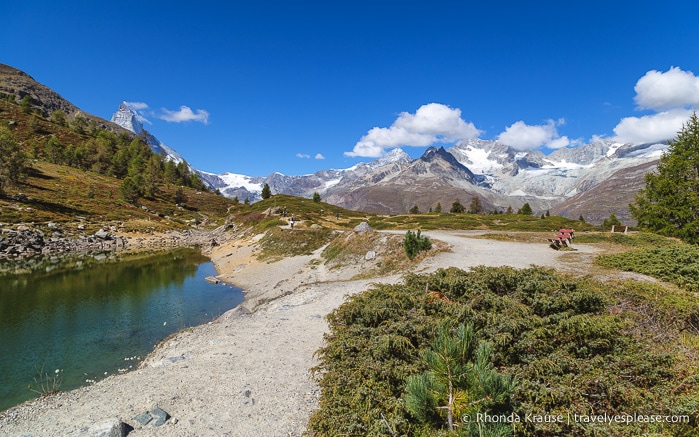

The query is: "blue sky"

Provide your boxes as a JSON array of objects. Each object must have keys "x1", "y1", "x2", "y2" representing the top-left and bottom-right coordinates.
[{"x1": 3, "y1": 1, "x2": 699, "y2": 176}]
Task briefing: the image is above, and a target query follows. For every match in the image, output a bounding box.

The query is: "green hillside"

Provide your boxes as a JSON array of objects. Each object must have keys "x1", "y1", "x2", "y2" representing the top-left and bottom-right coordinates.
[{"x1": 0, "y1": 99, "x2": 235, "y2": 232}]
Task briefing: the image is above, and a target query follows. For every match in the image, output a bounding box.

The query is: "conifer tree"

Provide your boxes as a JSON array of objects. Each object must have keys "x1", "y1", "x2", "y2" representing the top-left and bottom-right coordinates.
[
  {"x1": 20, "y1": 95, "x2": 32, "y2": 114},
  {"x1": 468, "y1": 196, "x2": 483, "y2": 214},
  {"x1": 602, "y1": 213, "x2": 622, "y2": 229},
  {"x1": 0, "y1": 127, "x2": 29, "y2": 195},
  {"x1": 630, "y1": 112, "x2": 699, "y2": 243},
  {"x1": 174, "y1": 186, "x2": 187, "y2": 205},
  {"x1": 50, "y1": 110, "x2": 67, "y2": 126},
  {"x1": 405, "y1": 323, "x2": 514, "y2": 434},
  {"x1": 45, "y1": 136, "x2": 63, "y2": 164},
  {"x1": 142, "y1": 155, "x2": 163, "y2": 198},
  {"x1": 164, "y1": 160, "x2": 178, "y2": 184},
  {"x1": 261, "y1": 183, "x2": 272, "y2": 199},
  {"x1": 518, "y1": 202, "x2": 533, "y2": 215},
  {"x1": 403, "y1": 229, "x2": 432, "y2": 259},
  {"x1": 120, "y1": 176, "x2": 140, "y2": 204},
  {"x1": 450, "y1": 200, "x2": 465, "y2": 213}
]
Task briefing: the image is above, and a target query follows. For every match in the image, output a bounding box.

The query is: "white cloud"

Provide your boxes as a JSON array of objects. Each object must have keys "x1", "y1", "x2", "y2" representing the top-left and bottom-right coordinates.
[
  {"x1": 124, "y1": 101, "x2": 152, "y2": 125},
  {"x1": 158, "y1": 105, "x2": 210, "y2": 124},
  {"x1": 496, "y1": 119, "x2": 570, "y2": 151},
  {"x1": 345, "y1": 103, "x2": 481, "y2": 158},
  {"x1": 296, "y1": 153, "x2": 310, "y2": 159},
  {"x1": 548, "y1": 136, "x2": 571, "y2": 149},
  {"x1": 634, "y1": 67, "x2": 699, "y2": 110},
  {"x1": 612, "y1": 108, "x2": 692, "y2": 144},
  {"x1": 126, "y1": 101, "x2": 149, "y2": 111},
  {"x1": 315, "y1": 153, "x2": 325, "y2": 160},
  {"x1": 606, "y1": 67, "x2": 698, "y2": 144}
]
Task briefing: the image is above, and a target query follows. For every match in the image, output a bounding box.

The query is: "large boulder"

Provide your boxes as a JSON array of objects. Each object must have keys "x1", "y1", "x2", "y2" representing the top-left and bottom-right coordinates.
[
  {"x1": 353, "y1": 222, "x2": 373, "y2": 233},
  {"x1": 94, "y1": 229, "x2": 112, "y2": 240}
]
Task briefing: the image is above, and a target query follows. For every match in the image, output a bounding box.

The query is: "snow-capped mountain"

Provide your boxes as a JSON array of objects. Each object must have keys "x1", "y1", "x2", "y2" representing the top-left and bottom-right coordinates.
[
  {"x1": 111, "y1": 102, "x2": 190, "y2": 167},
  {"x1": 111, "y1": 102, "x2": 235, "y2": 193},
  {"x1": 443, "y1": 138, "x2": 665, "y2": 221},
  {"x1": 110, "y1": 100, "x2": 666, "y2": 224}
]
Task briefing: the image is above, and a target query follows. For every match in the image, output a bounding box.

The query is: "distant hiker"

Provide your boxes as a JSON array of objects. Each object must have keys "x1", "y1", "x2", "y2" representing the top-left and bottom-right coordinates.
[
  {"x1": 283, "y1": 206, "x2": 287, "y2": 217},
  {"x1": 336, "y1": 213, "x2": 340, "y2": 220},
  {"x1": 290, "y1": 214, "x2": 295, "y2": 229}
]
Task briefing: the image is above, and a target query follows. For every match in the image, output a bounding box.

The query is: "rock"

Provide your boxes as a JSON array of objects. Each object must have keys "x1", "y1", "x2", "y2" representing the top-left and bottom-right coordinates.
[
  {"x1": 94, "y1": 229, "x2": 112, "y2": 240},
  {"x1": 71, "y1": 417, "x2": 132, "y2": 436},
  {"x1": 365, "y1": 250, "x2": 376, "y2": 260},
  {"x1": 149, "y1": 407, "x2": 170, "y2": 426},
  {"x1": 133, "y1": 407, "x2": 170, "y2": 427},
  {"x1": 205, "y1": 276, "x2": 220, "y2": 284},
  {"x1": 133, "y1": 411, "x2": 153, "y2": 426},
  {"x1": 310, "y1": 223, "x2": 323, "y2": 229},
  {"x1": 354, "y1": 222, "x2": 373, "y2": 233}
]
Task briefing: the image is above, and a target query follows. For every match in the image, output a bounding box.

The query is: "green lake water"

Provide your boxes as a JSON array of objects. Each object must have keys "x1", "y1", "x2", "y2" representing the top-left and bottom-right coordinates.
[{"x1": 0, "y1": 247, "x2": 244, "y2": 411}]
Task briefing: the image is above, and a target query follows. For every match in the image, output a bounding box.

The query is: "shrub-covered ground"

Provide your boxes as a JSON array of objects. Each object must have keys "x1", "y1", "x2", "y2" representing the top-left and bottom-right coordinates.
[
  {"x1": 596, "y1": 243, "x2": 699, "y2": 292},
  {"x1": 308, "y1": 266, "x2": 699, "y2": 436}
]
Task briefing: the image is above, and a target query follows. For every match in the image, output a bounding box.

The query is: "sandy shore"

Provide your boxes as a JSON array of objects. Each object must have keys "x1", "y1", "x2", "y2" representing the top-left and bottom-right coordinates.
[{"x1": 0, "y1": 230, "x2": 602, "y2": 436}]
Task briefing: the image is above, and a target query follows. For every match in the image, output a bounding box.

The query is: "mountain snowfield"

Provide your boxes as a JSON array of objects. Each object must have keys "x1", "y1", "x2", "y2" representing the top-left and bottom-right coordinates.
[{"x1": 111, "y1": 101, "x2": 666, "y2": 224}]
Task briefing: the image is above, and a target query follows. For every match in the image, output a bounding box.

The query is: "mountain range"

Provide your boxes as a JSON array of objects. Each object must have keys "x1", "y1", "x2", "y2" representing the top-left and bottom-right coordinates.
[
  {"x1": 111, "y1": 100, "x2": 664, "y2": 225},
  {"x1": 2, "y1": 63, "x2": 665, "y2": 225}
]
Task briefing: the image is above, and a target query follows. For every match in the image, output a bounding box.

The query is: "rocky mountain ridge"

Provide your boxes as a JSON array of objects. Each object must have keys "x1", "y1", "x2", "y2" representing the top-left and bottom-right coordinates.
[{"x1": 0, "y1": 63, "x2": 128, "y2": 136}]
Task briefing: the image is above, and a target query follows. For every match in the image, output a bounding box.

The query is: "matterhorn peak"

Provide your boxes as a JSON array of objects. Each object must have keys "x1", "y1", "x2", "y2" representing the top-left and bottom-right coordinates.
[
  {"x1": 108, "y1": 101, "x2": 191, "y2": 170},
  {"x1": 111, "y1": 101, "x2": 144, "y2": 134}
]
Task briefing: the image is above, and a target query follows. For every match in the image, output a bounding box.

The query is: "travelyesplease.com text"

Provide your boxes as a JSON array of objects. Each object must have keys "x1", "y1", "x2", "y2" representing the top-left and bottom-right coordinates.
[{"x1": 462, "y1": 412, "x2": 691, "y2": 425}]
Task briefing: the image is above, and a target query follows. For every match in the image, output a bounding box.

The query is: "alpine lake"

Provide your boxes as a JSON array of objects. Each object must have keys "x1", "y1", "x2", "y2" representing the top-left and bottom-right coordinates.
[{"x1": 0, "y1": 247, "x2": 244, "y2": 411}]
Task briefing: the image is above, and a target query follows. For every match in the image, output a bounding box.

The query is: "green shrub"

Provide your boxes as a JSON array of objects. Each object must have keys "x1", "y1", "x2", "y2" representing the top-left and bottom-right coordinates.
[
  {"x1": 403, "y1": 229, "x2": 431, "y2": 259},
  {"x1": 309, "y1": 267, "x2": 699, "y2": 436},
  {"x1": 596, "y1": 244, "x2": 699, "y2": 292}
]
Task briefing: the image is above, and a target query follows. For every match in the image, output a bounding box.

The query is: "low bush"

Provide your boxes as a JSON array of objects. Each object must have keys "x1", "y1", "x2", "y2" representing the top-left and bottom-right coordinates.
[
  {"x1": 596, "y1": 244, "x2": 699, "y2": 292},
  {"x1": 308, "y1": 266, "x2": 699, "y2": 436}
]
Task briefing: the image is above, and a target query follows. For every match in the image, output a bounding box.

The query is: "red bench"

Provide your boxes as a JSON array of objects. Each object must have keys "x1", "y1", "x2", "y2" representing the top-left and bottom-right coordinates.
[{"x1": 547, "y1": 228, "x2": 574, "y2": 249}]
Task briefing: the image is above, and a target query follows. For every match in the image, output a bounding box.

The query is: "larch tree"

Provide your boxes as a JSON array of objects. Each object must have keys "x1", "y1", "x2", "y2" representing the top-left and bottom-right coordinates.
[
  {"x1": 630, "y1": 112, "x2": 699, "y2": 244},
  {"x1": 0, "y1": 127, "x2": 29, "y2": 196}
]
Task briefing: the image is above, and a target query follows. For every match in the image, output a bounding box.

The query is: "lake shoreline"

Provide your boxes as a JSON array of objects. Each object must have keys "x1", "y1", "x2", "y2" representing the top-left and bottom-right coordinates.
[{"x1": 0, "y1": 221, "x2": 234, "y2": 262}]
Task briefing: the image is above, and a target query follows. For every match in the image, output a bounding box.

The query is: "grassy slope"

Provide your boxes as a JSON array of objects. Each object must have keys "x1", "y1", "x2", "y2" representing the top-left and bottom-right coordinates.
[{"x1": 0, "y1": 100, "x2": 235, "y2": 232}]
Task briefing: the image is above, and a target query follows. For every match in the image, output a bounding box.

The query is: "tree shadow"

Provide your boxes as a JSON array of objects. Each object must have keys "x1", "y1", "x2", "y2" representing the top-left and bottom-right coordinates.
[
  {"x1": 26, "y1": 167, "x2": 55, "y2": 180},
  {"x1": 24, "y1": 197, "x2": 89, "y2": 216}
]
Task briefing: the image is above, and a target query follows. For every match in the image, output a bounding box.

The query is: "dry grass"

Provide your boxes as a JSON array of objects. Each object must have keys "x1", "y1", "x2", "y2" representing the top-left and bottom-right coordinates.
[{"x1": 321, "y1": 230, "x2": 449, "y2": 278}]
